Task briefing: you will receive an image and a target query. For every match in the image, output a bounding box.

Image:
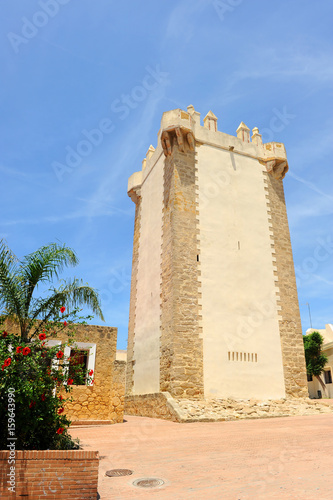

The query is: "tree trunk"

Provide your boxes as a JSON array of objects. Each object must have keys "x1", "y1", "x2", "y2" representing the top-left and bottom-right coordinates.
[{"x1": 315, "y1": 374, "x2": 326, "y2": 397}]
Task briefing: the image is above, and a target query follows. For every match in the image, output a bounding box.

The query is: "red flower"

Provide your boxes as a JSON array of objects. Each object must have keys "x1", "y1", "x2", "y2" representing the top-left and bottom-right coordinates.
[
  {"x1": 29, "y1": 401, "x2": 36, "y2": 409},
  {"x1": 88, "y1": 369, "x2": 94, "y2": 376},
  {"x1": 1, "y1": 365, "x2": 5, "y2": 371},
  {"x1": 39, "y1": 333, "x2": 46, "y2": 341},
  {"x1": 22, "y1": 347, "x2": 31, "y2": 356},
  {"x1": 63, "y1": 321, "x2": 67, "y2": 327},
  {"x1": 67, "y1": 378, "x2": 73, "y2": 385},
  {"x1": 4, "y1": 358, "x2": 11, "y2": 367},
  {"x1": 41, "y1": 393, "x2": 46, "y2": 401},
  {"x1": 58, "y1": 407, "x2": 64, "y2": 414},
  {"x1": 91, "y1": 379, "x2": 95, "y2": 385},
  {"x1": 56, "y1": 350, "x2": 64, "y2": 359},
  {"x1": 59, "y1": 395, "x2": 64, "y2": 401},
  {"x1": 60, "y1": 306, "x2": 66, "y2": 313},
  {"x1": 56, "y1": 428, "x2": 64, "y2": 435},
  {"x1": 2, "y1": 331, "x2": 8, "y2": 338},
  {"x1": 16, "y1": 346, "x2": 22, "y2": 354},
  {"x1": 41, "y1": 342, "x2": 46, "y2": 347}
]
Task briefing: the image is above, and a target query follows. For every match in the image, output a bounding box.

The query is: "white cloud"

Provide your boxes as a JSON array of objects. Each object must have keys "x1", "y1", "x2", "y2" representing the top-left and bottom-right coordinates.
[
  {"x1": 84, "y1": 85, "x2": 168, "y2": 220},
  {"x1": 165, "y1": 0, "x2": 207, "y2": 43},
  {"x1": 0, "y1": 207, "x2": 117, "y2": 227},
  {"x1": 222, "y1": 47, "x2": 333, "y2": 95}
]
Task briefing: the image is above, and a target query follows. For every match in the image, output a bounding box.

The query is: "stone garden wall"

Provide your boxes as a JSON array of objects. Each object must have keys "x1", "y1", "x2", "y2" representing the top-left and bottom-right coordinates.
[{"x1": 58, "y1": 324, "x2": 124, "y2": 424}]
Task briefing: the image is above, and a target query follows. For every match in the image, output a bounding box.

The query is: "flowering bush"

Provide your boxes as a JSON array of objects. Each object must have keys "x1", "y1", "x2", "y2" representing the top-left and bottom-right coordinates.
[
  {"x1": 0, "y1": 310, "x2": 93, "y2": 450},
  {"x1": 0, "y1": 240, "x2": 103, "y2": 450}
]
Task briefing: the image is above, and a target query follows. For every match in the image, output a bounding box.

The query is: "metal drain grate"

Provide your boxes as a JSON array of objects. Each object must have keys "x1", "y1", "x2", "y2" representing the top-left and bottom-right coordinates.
[
  {"x1": 133, "y1": 478, "x2": 165, "y2": 488},
  {"x1": 105, "y1": 469, "x2": 133, "y2": 477}
]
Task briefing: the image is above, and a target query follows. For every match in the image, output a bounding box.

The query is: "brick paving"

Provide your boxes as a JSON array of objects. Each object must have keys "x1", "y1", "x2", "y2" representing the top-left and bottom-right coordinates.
[{"x1": 72, "y1": 414, "x2": 333, "y2": 500}]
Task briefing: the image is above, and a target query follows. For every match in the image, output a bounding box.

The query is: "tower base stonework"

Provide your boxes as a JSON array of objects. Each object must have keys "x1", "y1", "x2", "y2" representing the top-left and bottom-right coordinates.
[
  {"x1": 125, "y1": 106, "x2": 308, "y2": 420},
  {"x1": 124, "y1": 392, "x2": 332, "y2": 422}
]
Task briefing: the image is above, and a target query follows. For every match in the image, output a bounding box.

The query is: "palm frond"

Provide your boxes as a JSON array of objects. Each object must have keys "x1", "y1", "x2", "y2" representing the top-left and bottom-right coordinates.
[
  {"x1": 0, "y1": 239, "x2": 25, "y2": 327},
  {"x1": 59, "y1": 279, "x2": 104, "y2": 321},
  {"x1": 1, "y1": 241, "x2": 104, "y2": 341},
  {"x1": 19, "y1": 242, "x2": 78, "y2": 312},
  {"x1": 28, "y1": 279, "x2": 104, "y2": 338}
]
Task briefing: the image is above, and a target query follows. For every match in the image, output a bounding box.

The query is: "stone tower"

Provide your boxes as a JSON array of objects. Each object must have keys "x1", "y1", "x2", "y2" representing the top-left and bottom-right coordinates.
[{"x1": 125, "y1": 106, "x2": 307, "y2": 409}]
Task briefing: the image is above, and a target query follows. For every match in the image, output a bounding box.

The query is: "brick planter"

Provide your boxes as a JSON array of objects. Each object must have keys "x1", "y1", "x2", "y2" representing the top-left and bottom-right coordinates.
[{"x1": 0, "y1": 450, "x2": 99, "y2": 500}]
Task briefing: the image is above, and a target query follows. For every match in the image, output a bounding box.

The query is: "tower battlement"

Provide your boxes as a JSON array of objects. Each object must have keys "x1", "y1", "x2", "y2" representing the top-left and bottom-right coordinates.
[{"x1": 128, "y1": 106, "x2": 288, "y2": 199}]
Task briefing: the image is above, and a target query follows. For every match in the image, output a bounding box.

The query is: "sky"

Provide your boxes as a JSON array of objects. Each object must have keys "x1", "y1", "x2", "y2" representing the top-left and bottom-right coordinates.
[{"x1": 0, "y1": 0, "x2": 332, "y2": 349}]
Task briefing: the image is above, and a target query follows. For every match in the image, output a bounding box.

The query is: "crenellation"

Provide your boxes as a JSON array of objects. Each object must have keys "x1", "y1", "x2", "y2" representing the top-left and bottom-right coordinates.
[
  {"x1": 236, "y1": 121, "x2": 250, "y2": 143},
  {"x1": 203, "y1": 110, "x2": 218, "y2": 132},
  {"x1": 146, "y1": 144, "x2": 155, "y2": 159},
  {"x1": 251, "y1": 127, "x2": 262, "y2": 146}
]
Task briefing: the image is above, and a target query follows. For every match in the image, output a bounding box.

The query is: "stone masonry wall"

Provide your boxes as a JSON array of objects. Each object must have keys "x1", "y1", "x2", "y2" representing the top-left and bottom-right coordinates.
[
  {"x1": 59, "y1": 324, "x2": 123, "y2": 423},
  {"x1": 125, "y1": 195, "x2": 141, "y2": 395},
  {"x1": 125, "y1": 392, "x2": 184, "y2": 422},
  {"x1": 110, "y1": 360, "x2": 126, "y2": 422},
  {"x1": 125, "y1": 393, "x2": 332, "y2": 423},
  {"x1": 263, "y1": 172, "x2": 308, "y2": 397},
  {"x1": 160, "y1": 138, "x2": 204, "y2": 398}
]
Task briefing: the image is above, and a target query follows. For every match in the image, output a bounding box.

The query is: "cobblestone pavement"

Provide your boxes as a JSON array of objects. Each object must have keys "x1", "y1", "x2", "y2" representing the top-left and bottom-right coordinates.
[{"x1": 72, "y1": 414, "x2": 333, "y2": 500}]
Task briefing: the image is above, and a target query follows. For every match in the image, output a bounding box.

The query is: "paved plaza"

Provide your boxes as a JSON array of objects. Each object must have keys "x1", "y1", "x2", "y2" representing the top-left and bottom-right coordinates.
[{"x1": 72, "y1": 413, "x2": 333, "y2": 499}]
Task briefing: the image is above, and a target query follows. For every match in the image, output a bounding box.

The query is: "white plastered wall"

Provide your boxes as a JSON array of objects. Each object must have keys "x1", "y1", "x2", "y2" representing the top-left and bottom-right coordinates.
[
  {"x1": 132, "y1": 154, "x2": 164, "y2": 394},
  {"x1": 307, "y1": 347, "x2": 333, "y2": 399},
  {"x1": 307, "y1": 325, "x2": 333, "y2": 398},
  {"x1": 197, "y1": 145, "x2": 286, "y2": 399}
]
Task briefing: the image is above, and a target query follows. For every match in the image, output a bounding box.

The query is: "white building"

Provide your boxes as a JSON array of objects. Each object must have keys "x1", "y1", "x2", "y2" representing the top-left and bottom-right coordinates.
[{"x1": 306, "y1": 324, "x2": 333, "y2": 398}]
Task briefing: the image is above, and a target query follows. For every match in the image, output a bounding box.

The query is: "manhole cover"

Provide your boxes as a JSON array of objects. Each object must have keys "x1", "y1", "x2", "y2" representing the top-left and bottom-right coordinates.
[
  {"x1": 133, "y1": 478, "x2": 165, "y2": 488},
  {"x1": 105, "y1": 469, "x2": 133, "y2": 477}
]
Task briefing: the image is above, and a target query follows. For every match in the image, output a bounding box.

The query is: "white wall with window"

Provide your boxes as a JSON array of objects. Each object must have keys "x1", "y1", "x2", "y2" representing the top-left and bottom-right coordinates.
[
  {"x1": 64, "y1": 342, "x2": 96, "y2": 386},
  {"x1": 306, "y1": 324, "x2": 333, "y2": 399},
  {"x1": 45, "y1": 339, "x2": 62, "y2": 370}
]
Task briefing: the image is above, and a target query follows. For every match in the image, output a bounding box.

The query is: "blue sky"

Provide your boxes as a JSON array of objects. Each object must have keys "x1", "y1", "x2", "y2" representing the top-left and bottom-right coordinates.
[{"x1": 1, "y1": 0, "x2": 332, "y2": 349}]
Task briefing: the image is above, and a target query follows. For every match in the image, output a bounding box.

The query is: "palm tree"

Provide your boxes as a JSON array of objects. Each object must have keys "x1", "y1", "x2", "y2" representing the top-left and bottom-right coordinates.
[{"x1": 0, "y1": 239, "x2": 104, "y2": 342}]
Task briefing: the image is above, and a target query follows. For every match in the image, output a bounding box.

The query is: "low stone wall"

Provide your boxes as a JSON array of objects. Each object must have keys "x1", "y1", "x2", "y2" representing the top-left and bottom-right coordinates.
[
  {"x1": 0, "y1": 450, "x2": 99, "y2": 499},
  {"x1": 125, "y1": 392, "x2": 187, "y2": 422},
  {"x1": 57, "y1": 325, "x2": 124, "y2": 424},
  {"x1": 125, "y1": 392, "x2": 333, "y2": 423},
  {"x1": 110, "y1": 360, "x2": 126, "y2": 423},
  {"x1": 174, "y1": 397, "x2": 333, "y2": 421}
]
